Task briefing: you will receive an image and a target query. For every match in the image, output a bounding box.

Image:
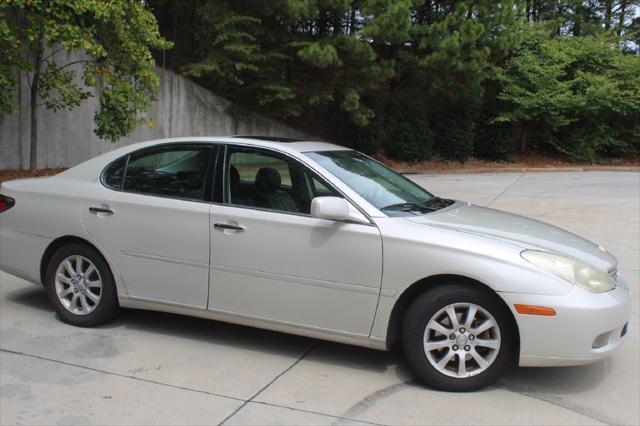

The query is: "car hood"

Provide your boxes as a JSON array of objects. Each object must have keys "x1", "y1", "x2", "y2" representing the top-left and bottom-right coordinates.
[{"x1": 406, "y1": 201, "x2": 617, "y2": 272}]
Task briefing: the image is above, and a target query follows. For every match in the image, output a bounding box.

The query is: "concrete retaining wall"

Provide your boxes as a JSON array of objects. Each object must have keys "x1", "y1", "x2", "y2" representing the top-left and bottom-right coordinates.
[{"x1": 0, "y1": 54, "x2": 304, "y2": 170}]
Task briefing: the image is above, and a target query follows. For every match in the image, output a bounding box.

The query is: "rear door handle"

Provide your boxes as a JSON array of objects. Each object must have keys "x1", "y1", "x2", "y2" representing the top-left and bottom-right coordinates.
[
  {"x1": 89, "y1": 206, "x2": 115, "y2": 215},
  {"x1": 214, "y1": 223, "x2": 244, "y2": 231}
]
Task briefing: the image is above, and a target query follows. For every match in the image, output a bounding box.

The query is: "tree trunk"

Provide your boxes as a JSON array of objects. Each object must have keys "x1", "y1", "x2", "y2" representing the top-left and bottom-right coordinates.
[
  {"x1": 617, "y1": 0, "x2": 627, "y2": 36},
  {"x1": 29, "y1": 45, "x2": 43, "y2": 173},
  {"x1": 349, "y1": 0, "x2": 359, "y2": 34},
  {"x1": 333, "y1": 12, "x2": 342, "y2": 35},
  {"x1": 349, "y1": 8, "x2": 356, "y2": 34},
  {"x1": 318, "y1": 8, "x2": 327, "y2": 36},
  {"x1": 604, "y1": 0, "x2": 612, "y2": 30},
  {"x1": 520, "y1": 127, "x2": 528, "y2": 152},
  {"x1": 390, "y1": 44, "x2": 400, "y2": 95}
]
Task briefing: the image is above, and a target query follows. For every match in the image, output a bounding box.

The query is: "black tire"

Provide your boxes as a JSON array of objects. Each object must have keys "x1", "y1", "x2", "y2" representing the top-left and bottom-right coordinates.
[
  {"x1": 45, "y1": 243, "x2": 120, "y2": 327},
  {"x1": 401, "y1": 283, "x2": 516, "y2": 391}
]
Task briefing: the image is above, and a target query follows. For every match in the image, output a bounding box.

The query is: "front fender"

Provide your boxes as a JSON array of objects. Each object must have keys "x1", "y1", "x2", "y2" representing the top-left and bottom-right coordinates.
[{"x1": 369, "y1": 217, "x2": 573, "y2": 341}]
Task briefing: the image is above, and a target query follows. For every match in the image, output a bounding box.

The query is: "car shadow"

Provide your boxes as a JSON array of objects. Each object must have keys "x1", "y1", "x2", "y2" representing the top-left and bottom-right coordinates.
[
  {"x1": 498, "y1": 360, "x2": 612, "y2": 395},
  {"x1": 4, "y1": 284, "x2": 55, "y2": 313},
  {"x1": 5, "y1": 285, "x2": 610, "y2": 394},
  {"x1": 4, "y1": 285, "x2": 400, "y2": 375}
]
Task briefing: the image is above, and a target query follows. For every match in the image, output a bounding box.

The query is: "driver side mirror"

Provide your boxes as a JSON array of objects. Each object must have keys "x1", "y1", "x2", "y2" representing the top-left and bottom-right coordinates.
[{"x1": 310, "y1": 197, "x2": 369, "y2": 224}]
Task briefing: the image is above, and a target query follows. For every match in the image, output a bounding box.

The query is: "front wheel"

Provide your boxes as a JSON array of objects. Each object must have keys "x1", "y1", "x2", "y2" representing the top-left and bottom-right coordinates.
[
  {"x1": 402, "y1": 284, "x2": 516, "y2": 391},
  {"x1": 45, "y1": 243, "x2": 120, "y2": 327}
]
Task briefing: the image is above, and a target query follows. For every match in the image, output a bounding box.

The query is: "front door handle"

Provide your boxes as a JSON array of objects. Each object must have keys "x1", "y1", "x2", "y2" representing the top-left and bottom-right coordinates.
[
  {"x1": 214, "y1": 223, "x2": 244, "y2": 232},
  {"x1": 89, "y1": 206, "x2": 115, "y2": 215}
]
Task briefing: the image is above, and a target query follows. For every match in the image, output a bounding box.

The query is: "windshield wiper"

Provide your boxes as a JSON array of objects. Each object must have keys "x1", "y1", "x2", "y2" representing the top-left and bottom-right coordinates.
[
  {"x1": 381, "y1": 197, "x2": 454, "y2": 213},
  {"x1": 381, "y1": 202, "x2": 436, "y2": 212},
  {"x1": 422, "y1": 196, "x2": 454, "y2": 209}
]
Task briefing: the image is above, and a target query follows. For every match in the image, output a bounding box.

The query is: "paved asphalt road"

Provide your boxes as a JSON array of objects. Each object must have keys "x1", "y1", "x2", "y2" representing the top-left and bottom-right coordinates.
[{"x1": 1, "y1": 171, "x2": 638, "y2": 426}]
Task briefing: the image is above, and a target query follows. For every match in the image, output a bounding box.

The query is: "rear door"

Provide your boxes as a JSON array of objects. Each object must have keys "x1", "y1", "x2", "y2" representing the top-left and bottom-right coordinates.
[
  {"x1": 82, "y1": 143, "x2": 217, "y2": 308},
  {"x1": 209, "y1": 145, "x2": 383, "y2": 336}
]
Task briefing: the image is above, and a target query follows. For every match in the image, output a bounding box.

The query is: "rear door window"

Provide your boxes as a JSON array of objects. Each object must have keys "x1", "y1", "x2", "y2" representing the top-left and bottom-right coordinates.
[{"x1": 103, "y1": 144, "x2": 215, "y2": 201}]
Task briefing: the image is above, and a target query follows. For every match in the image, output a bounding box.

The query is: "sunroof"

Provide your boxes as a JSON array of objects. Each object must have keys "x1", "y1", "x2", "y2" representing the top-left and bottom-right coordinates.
[{"x1": 232, "y1": 135, "x2": 306, "y2": 143}]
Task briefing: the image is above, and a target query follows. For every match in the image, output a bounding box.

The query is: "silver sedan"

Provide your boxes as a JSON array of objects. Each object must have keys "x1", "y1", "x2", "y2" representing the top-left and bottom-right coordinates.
[{"x1": 0, "y1": 136, "x2": 631, "y2": 391}]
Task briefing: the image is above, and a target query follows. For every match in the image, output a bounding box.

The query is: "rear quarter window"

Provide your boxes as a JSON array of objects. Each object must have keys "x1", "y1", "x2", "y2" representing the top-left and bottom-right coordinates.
[{"x1": 103, "y1": 157, "x2": 127, "y2": 190}]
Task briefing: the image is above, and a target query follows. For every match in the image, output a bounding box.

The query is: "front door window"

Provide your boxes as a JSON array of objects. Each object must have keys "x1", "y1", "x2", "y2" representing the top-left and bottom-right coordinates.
[{"x1": 225, "y1": 147, "x2": 339, "y2": 214}]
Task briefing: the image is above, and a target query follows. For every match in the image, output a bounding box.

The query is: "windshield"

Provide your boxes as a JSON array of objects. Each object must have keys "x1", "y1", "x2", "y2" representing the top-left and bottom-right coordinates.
[{"x1": 307, "y1": 150, "x2": 453, "y2": 216}]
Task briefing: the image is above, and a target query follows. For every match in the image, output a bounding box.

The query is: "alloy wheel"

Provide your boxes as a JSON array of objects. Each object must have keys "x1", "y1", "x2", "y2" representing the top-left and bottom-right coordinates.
[
  {"x1": 54, "y1": 255, "x2": 102, "y2": 315},
  {"x1": 423, "y1": 302, "x2": 501, "y2": 378}
]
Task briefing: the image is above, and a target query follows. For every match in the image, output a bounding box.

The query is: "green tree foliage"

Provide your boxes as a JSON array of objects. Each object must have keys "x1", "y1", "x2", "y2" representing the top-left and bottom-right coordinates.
[
  {"x1": 415, "y1": 1, "x2": 525, "y2": 96},
  {"x1": 497, "y1": 29, "x2": 640, "y2": 161},
  {"x1": 0, "y1": 3, "x2": 25, "y2": 114},
  {"x1": 4, "y1": 0, "x2": 636, "y2": 167},
  {"x1": 520, "y1": 0, "x2": 638, "y2": 37},
  {"x1": 160, "y1": 0, "x2": 396, "y2": 125},
  {"x1": 0, "y1": 0, "x2": 170, "y2": 171}
]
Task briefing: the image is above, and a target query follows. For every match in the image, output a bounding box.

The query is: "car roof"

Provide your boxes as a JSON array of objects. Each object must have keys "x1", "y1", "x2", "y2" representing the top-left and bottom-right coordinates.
[
  {"x1": 55, "y1": 136, "x2": 350, "y2": 183},
  {"x1": 127, "y1": 136, "x2": 350, "y2": 153},
  {"x1": 232, "y1": 135, "x2": 304, "y2": 142}
]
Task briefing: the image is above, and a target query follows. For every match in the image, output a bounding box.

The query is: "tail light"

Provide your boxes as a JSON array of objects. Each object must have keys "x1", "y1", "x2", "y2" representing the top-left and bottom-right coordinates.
[{"x1": 0, "y1": 195, "x2": 15, "y2": 213}]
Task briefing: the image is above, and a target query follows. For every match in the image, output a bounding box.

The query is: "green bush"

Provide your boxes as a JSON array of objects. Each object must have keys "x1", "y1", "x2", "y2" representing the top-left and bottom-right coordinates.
[
  {"x1": 384, "y1": 102, "x2": 434, "y2": 162},
  {"x1": 386, "y1": 120, "x2": 434, "y2": 162},
  {"x1": 498, "y1": 31, "x2": 640, "y2": 162},
  {"x1": 437, "y1": 124, "x2": 474, "y2": 162},
  {"x1": 474, "y1": 120, "x2": 515, "y2": 161},
  {"x1": 329, "y1": 109, "x2": 383, "y2": 155},
  {"x1": 430, "y1": 96, "x2": 476, "y2": 162}
]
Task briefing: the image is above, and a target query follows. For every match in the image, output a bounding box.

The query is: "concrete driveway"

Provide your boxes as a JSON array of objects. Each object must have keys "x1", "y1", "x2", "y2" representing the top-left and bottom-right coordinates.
[{"x1": 1, "y1": 171, "x2": 638, "y2": 426}]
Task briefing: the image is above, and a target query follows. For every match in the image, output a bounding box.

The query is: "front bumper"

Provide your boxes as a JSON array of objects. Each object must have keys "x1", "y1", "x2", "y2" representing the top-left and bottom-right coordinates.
[{"x1": 499, "y1": 275, "x2": 631, "y2": 367}]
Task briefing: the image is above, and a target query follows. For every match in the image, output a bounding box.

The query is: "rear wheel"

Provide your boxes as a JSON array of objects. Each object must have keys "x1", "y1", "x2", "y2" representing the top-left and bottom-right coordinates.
[
  {"x1": 402, "y1": 284, "x2": 516, "y2": 391},
  {"x1": 45, "y1": 243, "x2": 119, "y2": 327}
]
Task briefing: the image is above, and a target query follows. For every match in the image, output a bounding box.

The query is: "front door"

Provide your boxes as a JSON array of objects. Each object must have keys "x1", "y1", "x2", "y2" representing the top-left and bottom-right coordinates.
[
  {"x1": 209, "y1": 145, "x2": 383, "y2": 336},
  {"x1": 82, "y1": 143, "x2": 216, "y2": 308}
]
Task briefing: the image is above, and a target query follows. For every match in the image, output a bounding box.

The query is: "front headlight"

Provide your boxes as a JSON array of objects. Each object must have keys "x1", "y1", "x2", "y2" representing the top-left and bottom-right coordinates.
[{"x1": 521, "y1": 250, "x2": 615, "y2": 293}]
